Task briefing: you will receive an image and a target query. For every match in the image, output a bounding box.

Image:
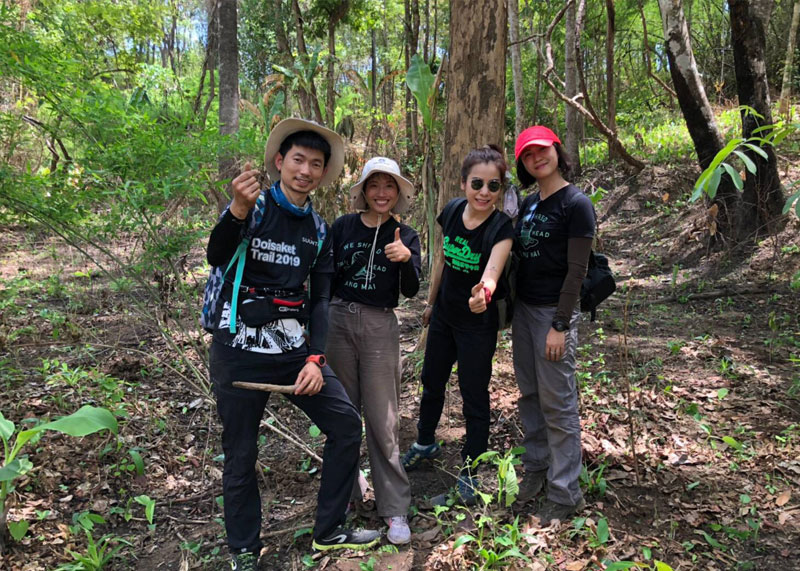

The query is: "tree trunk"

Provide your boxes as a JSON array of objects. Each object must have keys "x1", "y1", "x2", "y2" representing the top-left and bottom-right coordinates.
[
  {"x1": 565, "y1": 0, "x2": 582, "y2": 174},
  {"x1": 292, "y1": 0, "x2": 324, "y2": 124},
  {"x1": 217, "y1": 0, "x2": 239, "y2": 214},
  {"x1": 657, "y1": 0, "x2": 724, "y2": 170},
  {"x1": 326, "y1": 20, "x2": 336, "y2": 127},
  {"x1": 779, "y1": 0, "x2": 800, "y2": 116},
  {"x1": 605, "y1": 0, "x2": 617, "y2": 160},
  {"x1": 729, "y1": 0, "x2": 785, "y2": 236},
  {"x1": 509, "y1": 0, "x2": 525, "y2": 137},
  {"x1": 439, "y1": 0, "x2": 507, "y2": 209}
]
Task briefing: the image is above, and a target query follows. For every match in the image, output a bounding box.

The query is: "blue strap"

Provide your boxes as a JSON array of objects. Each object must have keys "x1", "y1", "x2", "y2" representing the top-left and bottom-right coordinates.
[{"x1": 227, "y1": 240, "x2": 250, "y2": 334}]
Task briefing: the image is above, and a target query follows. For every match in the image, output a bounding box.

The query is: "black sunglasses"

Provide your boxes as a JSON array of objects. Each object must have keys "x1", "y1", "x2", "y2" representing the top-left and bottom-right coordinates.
[{"x1": 470, "y1": 178, "x2": 503, "y2": 193}]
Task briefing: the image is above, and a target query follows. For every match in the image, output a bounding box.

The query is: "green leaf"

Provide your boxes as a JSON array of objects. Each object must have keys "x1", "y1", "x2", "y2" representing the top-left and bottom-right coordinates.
[
  {"x1": 695, "y1": 529, "x2": 726, "y2": 550},
  {"x1": 597, "y1": 517, "x2": 610, "y2": 544},
  {"x1": 8, "y1": 519, "x2": 29, "y2": 541},
  {"x1": 603, "y1": 562, "x2": 643, "y2": 571},
  {"x1": 0, "y1": 457, "x2": 33, "y2": 482},
  {"x1": 742, "y1": 142, "x2": 768, "y2": 159},
  {"x1": 128, "y1": 449, "x2": 145, "y2": 476},
  {"x1": 134, "y1": 495, "x2": 156, "y2": 525},
  {"x1": 717, "y1": 388, "x2": 729, "y2": 399},
  {"x1": 308, "y1": 425, "x2": 321, "y2": 438},
  {"x1": 30, "y1": 405, "x2": 117, "y2": 437},
  {"x1": 406, "y1": 54, "x2": 435, "y2": 131},
  {"x1": 502, "y1": 462, "x2": 519, "y2": 507},
  {"x1": 732, "y1": 150, "x2": 757, "y2": 174},
  {"x1": 720, "y1": 163, "x2": 743, "y2": 191},
  {"x1": 722, "y1": 436, "x2": 743, "y2": 451},
  {"x1": 706, "y1": 167, "x2": 722, "y2": 201},
  {"x1": 453, "y1": 534, "x2": 476, "y2": 549},
  {"x1": 0, "y1": 413, "x2": 14, "y2": 442},
  {"x1": 654, "y1": 562, "x2": 675, "y2": 571}
]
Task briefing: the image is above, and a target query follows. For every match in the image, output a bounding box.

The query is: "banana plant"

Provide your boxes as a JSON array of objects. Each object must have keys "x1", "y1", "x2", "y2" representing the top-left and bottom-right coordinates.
[{"x1": 0, "y1": 405, "x2": 118, "y2": 549}]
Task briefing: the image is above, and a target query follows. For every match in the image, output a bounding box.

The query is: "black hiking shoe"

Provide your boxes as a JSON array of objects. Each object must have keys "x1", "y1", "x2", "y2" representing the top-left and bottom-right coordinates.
[
  {"x1": 535, "y1": 498, "x2": 586, "y2": 524},
  {"x1": 516, "y1": 469, "x2": 547, "y2": 503},
  {"x1": 311, "y1": 526, "x2": 381, "y2": 551},
  {"x1": 431, "y1": 474, "x2": 480, "y2": 507},
  {"x1": 402, "y1": 441, "x2": 441, "y2": 471},
  {"x1": 230, "y1": 550, "x2": 258, "y2": 571}
]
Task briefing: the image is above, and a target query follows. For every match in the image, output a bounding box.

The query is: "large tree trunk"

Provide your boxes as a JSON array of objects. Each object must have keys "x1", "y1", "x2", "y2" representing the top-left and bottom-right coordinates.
[
  {"x1": 218, "y1": 0, "x2": 239, "y2": 214},
  {"x1": 439, "y1": 0, "x2": 507, "y2": 209},
  {"x1": 779, "y1": 0, "x2": 800, "y2": 116},
  {"x1": 564, "y1": 0, "x2": 582, "y2": 174},
  {"x1": 509, "y1": 0, "x2": 525, "y2": 137},
  {"x1": 729, "y1": 0, "x2": 785, "y2": 236},
  {"x1": 657, "y1": 0, "x2": 739, "y2": 237},
  {"x1": 292, "y1": 0, "x2": 324, "y2": 124}
]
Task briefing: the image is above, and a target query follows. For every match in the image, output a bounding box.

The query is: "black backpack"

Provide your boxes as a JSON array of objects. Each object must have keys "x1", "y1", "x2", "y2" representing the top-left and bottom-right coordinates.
[{"x1": 580, "y1": 251, "x2": 616, "y2": 321}]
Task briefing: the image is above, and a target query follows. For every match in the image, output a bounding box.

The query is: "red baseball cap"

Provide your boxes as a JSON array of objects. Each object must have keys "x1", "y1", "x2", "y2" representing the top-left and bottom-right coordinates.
[{"x1": 514, "y1": 126, "x2": 562, "y2": 159}]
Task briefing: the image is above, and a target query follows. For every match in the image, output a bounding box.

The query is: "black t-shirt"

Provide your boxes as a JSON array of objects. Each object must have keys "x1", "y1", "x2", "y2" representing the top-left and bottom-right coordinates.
[
  {"x1": 514, "y1": 184, "x2": 595, "y2": 305},
  {"x1": 436, "y1": 199, "x2": 514, "y2": 330},
  {"x1": 332, "y1": 214, "x2": 422, "y2": 308},
  {"x1": 208, "y1": 193, "x2": 334, "y2": 352}
]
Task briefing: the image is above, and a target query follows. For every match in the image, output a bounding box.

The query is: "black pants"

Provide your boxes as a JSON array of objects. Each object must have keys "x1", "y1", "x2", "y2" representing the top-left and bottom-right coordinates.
[
  {"x1": 416, "y1": 309, "x2": 498, "y2": 465},
  {"x1": 210, "y1": 342, "x2": 362, "y2": 553}
]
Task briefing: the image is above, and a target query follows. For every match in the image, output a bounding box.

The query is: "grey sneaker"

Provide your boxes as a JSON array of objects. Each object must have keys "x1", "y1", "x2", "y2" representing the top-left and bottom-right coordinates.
[
  {"x1": 516, "y1": 469, "x2": 547, "y2": 503},
  {"x1": 230, "y1": 550, "x2": 258, "y2": 571},
  {"x1": 311, "y1": 526, "x2": 381, "y2": 551},
  {"x1": 385, "y1": 515, "x2": 411, "y2": 545},
  {"x1": 402, "y1": 442, "x2": 441, "y2": 471},
  {"x1": 536, "y1": 498, "x2": 586, "y2": 524}
]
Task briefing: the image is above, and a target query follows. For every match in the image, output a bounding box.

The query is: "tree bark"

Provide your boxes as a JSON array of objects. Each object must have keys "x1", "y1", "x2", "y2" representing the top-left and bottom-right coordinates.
[
  {"x1": 292, "y1": 0, "x2": 324, "y2": 123},
  {"x1": 657, "y1": 0, "x2": 724, "y2": 171},
  {"x1": 439, "y1": 0, "x2": 507, "y2": 209},
  {"x1": 779, "y1": 0, "x2": 800, "y2": 116},
  {"x1": 218, "y1": 0, "x2": 239, "y2": 213},
  {"x1": 326, "y1": 20, "x2": 336, "y2": 127},
  {"x1": 509, "y1": 0, "x2": 525, "y2": 137},
  {"x1": 638, "y1": 0, "x2": 677, "y2": 100},
  {"x1": 729, "y1": 0, "x2": 785, "y2": 235},
  {"x1": 605, "y1": 0, "x2": 616, "y2": 160},
  {"x1": 565, "y1": 0, "x2": 582, "y2": 174}
]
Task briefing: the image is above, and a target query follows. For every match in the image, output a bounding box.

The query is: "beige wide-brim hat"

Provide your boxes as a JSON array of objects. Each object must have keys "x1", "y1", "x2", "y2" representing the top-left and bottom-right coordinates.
[
  {"x1": 349, "y1": 156, "x2": 415, "y2": 214},
  {"x1": 263, "y1": 118, "x2": 345, "y2": 189}
]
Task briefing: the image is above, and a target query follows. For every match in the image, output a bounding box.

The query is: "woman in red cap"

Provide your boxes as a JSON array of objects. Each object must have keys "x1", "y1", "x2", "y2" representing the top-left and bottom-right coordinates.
[{"x1": 511, "y1": 126, "x2": 595, "y2": 522}]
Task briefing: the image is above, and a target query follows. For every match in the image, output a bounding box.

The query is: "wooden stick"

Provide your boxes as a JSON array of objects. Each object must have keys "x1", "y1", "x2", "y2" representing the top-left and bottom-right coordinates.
[{"x1": 233, "y1": 381, "x2": 297, "y2": 393}]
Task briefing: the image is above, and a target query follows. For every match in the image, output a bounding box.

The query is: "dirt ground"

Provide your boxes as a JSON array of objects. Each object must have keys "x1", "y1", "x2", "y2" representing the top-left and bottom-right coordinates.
[{"x1": 1, "y1": 162, "x2": 799, "y2": 570}]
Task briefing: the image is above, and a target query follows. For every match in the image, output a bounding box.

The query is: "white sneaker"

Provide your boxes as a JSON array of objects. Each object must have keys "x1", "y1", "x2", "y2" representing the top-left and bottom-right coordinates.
[{"x1": 385, "y1": 515, "x2": 411, "y2": 545}]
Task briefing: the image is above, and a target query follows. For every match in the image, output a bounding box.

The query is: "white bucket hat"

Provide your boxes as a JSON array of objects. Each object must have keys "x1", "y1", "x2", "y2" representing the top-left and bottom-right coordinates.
[
  {"x1": 263, "y1": 118, "x2": 345, "y2": 189},
  {"x1": 349, "y1": 157, "x2": 415, "y2": 214}
]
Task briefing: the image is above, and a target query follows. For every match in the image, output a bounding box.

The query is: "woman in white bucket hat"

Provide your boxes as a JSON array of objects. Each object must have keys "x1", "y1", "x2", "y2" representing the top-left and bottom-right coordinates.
[{"x1": 326, "y1": 156, "x2": 421, "y2": 545}]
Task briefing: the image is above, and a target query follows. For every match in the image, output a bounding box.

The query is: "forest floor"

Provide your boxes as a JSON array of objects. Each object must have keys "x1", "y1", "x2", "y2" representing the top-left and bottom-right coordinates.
[{"x1": 1, "y1": 160, "x2": 800, "y2": 571}]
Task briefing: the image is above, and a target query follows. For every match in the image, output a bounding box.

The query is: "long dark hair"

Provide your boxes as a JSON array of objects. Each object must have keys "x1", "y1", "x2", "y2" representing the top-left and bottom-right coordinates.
[
  {"x1": 460, "y1": 144, "x2": 508, "y2": 182},
  {"x1": 516, "y1": 142, "x2": 572, "y2": 188}
]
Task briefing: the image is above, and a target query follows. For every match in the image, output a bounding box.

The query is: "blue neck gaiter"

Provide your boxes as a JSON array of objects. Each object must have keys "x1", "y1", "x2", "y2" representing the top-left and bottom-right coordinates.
[{"x1": 270, "y1": 181, "x2": 312, "y2": 218}]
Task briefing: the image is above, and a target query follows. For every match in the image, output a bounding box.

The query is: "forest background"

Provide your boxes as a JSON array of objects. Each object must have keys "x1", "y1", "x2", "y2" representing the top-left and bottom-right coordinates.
[{"x1": 1, "y1": 0, "x2": 800, "y2": 569}]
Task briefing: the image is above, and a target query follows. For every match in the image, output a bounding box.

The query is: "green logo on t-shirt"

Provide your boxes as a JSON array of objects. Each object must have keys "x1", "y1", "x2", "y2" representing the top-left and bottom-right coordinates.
[{"x1": 443, "y1": 235, "x2": 480, "y2": 272}]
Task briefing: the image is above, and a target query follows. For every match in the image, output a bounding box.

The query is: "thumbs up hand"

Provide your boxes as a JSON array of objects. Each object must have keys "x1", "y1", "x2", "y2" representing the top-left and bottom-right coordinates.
[
  {"x1": 385, "y1": 226, "x2": 411, "y2": 263},
  {"x1": 231, "y1": 161, "x2": 262, "y2": 219},
  {"x1": 468, "y1": 281, "x2": 488, "y2": 314}
]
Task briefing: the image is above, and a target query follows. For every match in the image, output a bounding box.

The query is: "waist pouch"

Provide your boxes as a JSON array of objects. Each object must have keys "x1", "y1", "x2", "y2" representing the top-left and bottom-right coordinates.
[{"x1": 238, "y1": 291, "x2": 309, "y2": 327}]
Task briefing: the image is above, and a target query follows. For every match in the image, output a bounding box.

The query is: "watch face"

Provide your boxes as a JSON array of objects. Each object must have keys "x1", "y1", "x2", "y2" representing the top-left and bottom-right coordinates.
[
  {"x1": 553, "y1": 321, "x2": 568, "y2": 332},
  {"x1": 317, "y1": 355, "x2": 327, "y2": 367}
]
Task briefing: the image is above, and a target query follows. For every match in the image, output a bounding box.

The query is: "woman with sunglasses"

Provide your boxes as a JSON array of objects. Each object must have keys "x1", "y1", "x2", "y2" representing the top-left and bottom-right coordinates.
[
  {"x1": 511, "y1": 126, "x2": 595, "y2": 523},
  {"x1": 326, "y1": 157, "x2": 421, "y2": 545},
  {"x1": 402, "y1": 145, "x2": 513, "y2": 505}
]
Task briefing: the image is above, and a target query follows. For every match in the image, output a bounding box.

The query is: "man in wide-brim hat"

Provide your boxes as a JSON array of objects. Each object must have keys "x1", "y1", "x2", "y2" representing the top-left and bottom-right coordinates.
[{"x1": 205, "y1": 118, "x2": 380, "y2": 570}]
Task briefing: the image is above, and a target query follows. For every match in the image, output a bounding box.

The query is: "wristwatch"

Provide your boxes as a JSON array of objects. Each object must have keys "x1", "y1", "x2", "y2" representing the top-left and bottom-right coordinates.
[
  {"x1": 305, "y1": 354, "x2": 327, "y2": 368},
  {"x1": 551, "y1": 320, "x2": 569, "y2": 332}
]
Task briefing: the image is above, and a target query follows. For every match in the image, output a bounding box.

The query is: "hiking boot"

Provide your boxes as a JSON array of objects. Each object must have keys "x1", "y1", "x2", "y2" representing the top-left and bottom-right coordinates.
[
  {"x1": 431, "y1": 474, "x2": 479, "y2": 507},
  {"x1": 402, "y1": 442, "x2": 441, "y2": 471},
  {"x1": 385, "y1": 515, "x2": 411, "y2": 545},
  {"x1": 535, "y1": 498, "x2": 586, "y2": 524},
  {"x1": 311, "y1": 526, "x2": 381, "y2": 551},
  {"x1": 230, "y1": 550, "x2": 258, "y2": 571},
  {"x1": 516, "y1": 469, "x2": 547, "y2": 503}
]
